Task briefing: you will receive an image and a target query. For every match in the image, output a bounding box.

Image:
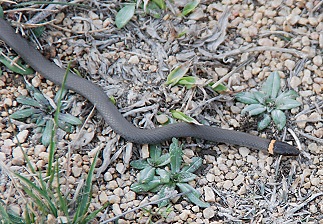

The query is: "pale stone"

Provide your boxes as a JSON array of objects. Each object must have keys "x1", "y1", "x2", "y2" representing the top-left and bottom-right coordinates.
[
  {"x1": 313, "y1": 55, "x2": 322, "y2": 66},
  {"x1": 4, "y1": 98, "x2": 12, "y2": 106},
  {"x1": 71, "y1": 166, "x2": 82, "y2": 177},
  {"x1": 258, "y1": 38, "x2": 274, "y2": 46},
  {"x1": 284, "y1": 59, "x2": 296, "y2": 70},
  {"x1": 156, "y1": 114, "x2": 168, "y2": 124},
  {"x1": 247, "y1": 155, "x2": 258, "y2": 166},
  {"x1": 112, "y1": 204, "x2": 122, "y2": 215},
  {"x1": 239, "y1": 147, "x2": 250, "y2": 157},
  {"x1": 222, "y1": 180, "x2": 233, "y2": 190},
  {"x1": 128, "y1": 55, "x2": 140, "y2": 64},
  {"x1": 203, "y1": 207, "x2": 215, "y2": 219},
  {"x1": 99, "y1": 191, "x2": 109, "y2": 204},
  {"x1": 13, "y1": 130, "x2": 29, "y2": 143},
  {"x1": 12, "y1": 147, "x2": 24, "y2": 159},
  {"x1": 107, "y1": 180, "x2": 118, "y2": 190},
  {"x1": 290, "y1": 76, "x2": 301, "y2": 88},
  {"x1": 204, "y1": 186, "x2": 215, "y2": 202},
  {"x1": 104, "y1": 172, "x2": 113, "y2": 181},
  {"x1": 233, "y1": 174, "x2": 245, "y2": 186}
]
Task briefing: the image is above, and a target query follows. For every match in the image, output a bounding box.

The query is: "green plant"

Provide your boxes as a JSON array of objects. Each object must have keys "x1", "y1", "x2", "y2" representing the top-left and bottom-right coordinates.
[
  {"x1": 130, "y1": 138, "x2": 210, "y2": 208},
  {"x1": 115, "y1": 0, "x2": 199, "y2": 29},
  {"x1": 10, "y1": 80, "x2": 82, "y2": 146},
  {"x1": 235, "y1": 71, "x2": 301, "y2": 130}
]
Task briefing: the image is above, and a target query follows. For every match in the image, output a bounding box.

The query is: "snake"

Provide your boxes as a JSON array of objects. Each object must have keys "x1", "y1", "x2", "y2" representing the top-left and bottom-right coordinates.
[{"x1": 0, "y1": 18, "x2": 300, "y2": 156}]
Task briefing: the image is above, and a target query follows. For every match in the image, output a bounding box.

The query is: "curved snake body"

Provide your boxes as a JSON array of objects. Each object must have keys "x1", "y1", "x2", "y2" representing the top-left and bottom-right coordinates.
[{"x1": 0, "y1": 18, "x2": 300, "y2": 156}]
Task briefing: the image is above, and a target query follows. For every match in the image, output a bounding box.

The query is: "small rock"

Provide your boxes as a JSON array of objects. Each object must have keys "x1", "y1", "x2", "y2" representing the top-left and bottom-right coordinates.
[
  {"x1": 32, "y1": 76, "x2": 41, "y2": 87},
  {"x1": 13, "y1": 130, "x2": 29, "y2": 144},
  {"x1": 141, "y1": 144, "x2": 149, "y2": 159},
  {"x1": 12, "y1": 147, "x2": 24, "y2": 159},
  {"x1": 99, "y1": 191, "x2": 109, "y2": 204},
  {"x1": 247, "y1": 155, "x2": 258, "y2": 166},
  {"x1": 128, "y1": 55, "x2": 140, "y2": 64},
  {"x1": 116, "y1": 163, "x2": 125, "y2": 174},
  {"x1": 222, "y1": 180, "x2": 233, "y2": 190},
  {"x1": 107, "y1": 195, "x2": 119, "y2": 204},
  {"x1": 206, "y1": 173, "x2": 215, "y2": 182},
  {"x1": 233, "y1": 174, "x2": 245, "y2": 186},
  {"x1": 3, "y1": 139, "x2": 15, "y2": 147},
  {"x1": 290, "y1": 76, "x2": 301, "y2": 88},
  {"x1": 0, "y1": 152, "x2": 6, "y2": 161},
  {"x1": 239, "y1": 147, "x2": 250, "y2": 157},
  {"x1": 39, "y1": 152, "x2": 49, "y2": 162},
  {"x1": 296, "y1": 114, "x2": 307, "y2": 128},
  {"x1": 178, "y1": 210, "x2": 190, "y2": 221},
  {"x1": 313, "y1": 55, "x2": 322, "y2": 66},
  {"x1": 258, "y1": 38, "x2": 274, "y2": 46},
  {"x1": 214, "y1": 68, "x2": 228, "y2": 77},
  {"x1": 156, "y1": 114, "x2": 168, "y2": 124},
  {"x1": 4, "y1": 98, "x2": 12, "y2": 106},
  {"x1": 34, "y1": 145, "x2": 46, "y2": 157},
  {"x1": 301, "y1": 36, "x2": 311, "y2": 46},
  {"x1": 284, "y1": 59, "x2": 296, "y2": 70},
  {"x1": 12, "y1": 158, "x2": 24, "y2": 165},
  {"x1": 72, "y1": 166, "x2": 83, "y2": 177},
  {"x1": 107, "y1": 180, "x2": 119, "y2": 190},
  {"x1": 204, "y1": 186, "x2": 215, "y2": 202},
  {"x1": 203, "y1": 207, "x2": 215, "y2": 219},
  {"x1": 112, "y1": 204, "x2": 122, "y2": 215},
  {"x1": 310, "y1": 177, "x2": 320, "y2": 186},
  {"x1": 104, "y1": 172, "x2": 113, "y2": 181}
]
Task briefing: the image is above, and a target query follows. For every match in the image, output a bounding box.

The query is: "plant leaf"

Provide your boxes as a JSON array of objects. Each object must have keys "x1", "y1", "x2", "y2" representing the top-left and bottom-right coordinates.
[
  {"x1": 177, "y1": 76, "x2": 197, "y2": 89},
  {"x1": 59, "y1": 113, "x2": 82, "y2": 125},
  {"x1": 176, "y1": 183, "x2": 210, "y2": 208},
  {"x1": 165, "y1": 61, "x2": 191, "y2": 86},
  {"x1": 10, "y1": 108, "x2": 40, "y2": 119},
  {"x1": 130, "y1": 160, "x2": 150, "y2": 169},
  {"x1": 176, "y1": 171, "x2": 196, "y2": 183},
  {"x1": 235, "y1": 92, "x2": 259, "y2": 104},
  {"x1": 241, "y1": 104, "x2": 266, "y2": 116},
  {"x1": 34, "y1": 92, "x2": 49, "y2": 106},
  {"x1": 115, "y1": 4, "x2": 135, "y2": 29},
  {"x1": 150, "y1": 145, "x2": 162, "y2": 162},
  {"x1": 271, "y1": 109, "x2": 286, "y2": 130},
  {"x1": 276, "y1": 98, "x2": 301, "y2": 110},
  {"x1": 262, "y1": 71, "x2": 281, "y2": 99},
  {"x1": 182, "y1": 0, "x2": 200, "y2": 16},
  {"x1": 275, "y1": 89, "x2": 299, "y2": 101},
  {"x1": 171, "y1": 110, "x2": 200, "y2": 125},
  {"x1": 210, "y1": 83, "x2": 228, "y2": 94},
  {"x1": 170, "y1": 138, "x2": 183, "y2": 174},
  {"x1": 152, "y1": 0, "x2": 166, "y2": 10},
  {"x1": 0, "y1": 56, "x2": 34, "y2": 75},
  {"x1": 253, "y1": 91, "x2": 266, "y2": 104},
  {"x1": 156, "y1": 168, "x2": 170, "y2": 183},
  {"x1": 16, "y1": 96, "x2": 43, "y2": 108},
  {"x1": 182, "y1": 157, "x2": 202, "y2": 173},
  {"x1": 154, "y1": 154, "x2": 171, "y2": 167},
  {"x1": 130, "y1": 178, "x2": 161, "y2": 193},
  {"x1": 258, "y1": 113, "x2": 271, "y2": 130},
  {"x1": 157, "y1": 184, "x2": 176, "y2": 207},
  {"x1": 42, "y1": 119, "x2": 54, "y2": 146},
  {"x1": 138, "y1": 166, "x2": 156, "y2": 184}
]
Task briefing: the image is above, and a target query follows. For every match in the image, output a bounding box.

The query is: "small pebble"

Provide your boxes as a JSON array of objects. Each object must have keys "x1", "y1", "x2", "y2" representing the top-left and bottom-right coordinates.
[
  {"x1": 128, "y1": 55, "x2": 140, "y2": 64},
  {"x1": 204, "y1": 186, "x2": 215, "y2": 202},
  {"x1": 203, "y1": 207, "x2": 215, "y2": 219}
]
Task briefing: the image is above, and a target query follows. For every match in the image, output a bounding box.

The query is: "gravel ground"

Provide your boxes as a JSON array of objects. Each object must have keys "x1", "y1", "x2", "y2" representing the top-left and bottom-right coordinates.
[{"x1": 0, "y1": 0, "x2": 322, "y2": 223}]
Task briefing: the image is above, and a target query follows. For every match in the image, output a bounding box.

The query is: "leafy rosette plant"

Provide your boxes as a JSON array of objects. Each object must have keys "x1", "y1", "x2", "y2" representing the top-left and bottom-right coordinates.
[
  {"x1": 130, "y1": 138, "x2": 209, "y2": 208},
  {"x1": 235, "y1": 71, "x2": 301, "y2": 130},
  {"x1": 10, "y1": 81, "x2": 82, "y2": 146}
]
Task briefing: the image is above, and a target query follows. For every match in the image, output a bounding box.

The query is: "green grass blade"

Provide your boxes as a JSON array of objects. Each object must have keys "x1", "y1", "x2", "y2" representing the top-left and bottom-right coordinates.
[{"x1": 15, "y1": 173, "x2": 58, "y2": 216}]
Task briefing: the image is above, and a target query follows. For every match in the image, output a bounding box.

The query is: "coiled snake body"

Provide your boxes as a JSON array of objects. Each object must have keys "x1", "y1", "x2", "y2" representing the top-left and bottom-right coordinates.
[{"x1": 0, "y1": 18, "x2": 299, "y2": 156}]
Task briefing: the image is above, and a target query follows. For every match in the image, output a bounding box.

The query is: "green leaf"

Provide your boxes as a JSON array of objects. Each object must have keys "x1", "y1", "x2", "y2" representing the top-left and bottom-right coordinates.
[
  {"x1": 258, "y1": 113, "x2": 271, "y2": 130},
  {"x1": 276, "y1": 98, "x2": 301, "y2": 110},
  {"x1": 177, "y1": 76, "x2": 197, "y2": 89},
  {"x1": 253, "y1": 91, "x2": 266, "y2": 105},
  {"x1": 262, "y1": 71, "x2": 281, "y2": 99},
  {"x1": 170, "y1": 138, "x2": 183, "y2": 174},
  {"x1": 10, "y1": 108, "x2": 40, "y2": 119},
  {"x1": 130, "y1": 160, "x2": 150, "y2": 169},
  {"x1": 131, "y1": 178, "x2": 161, "y2": 193},
  {"x1": 235, "y1": 92, "x2": 259, "y2": 104},
  {"x1": 275, "y1": 89, "x2": 299, "y2": 101},
  {"x1": 176, "y1": 183, "x2": 210, "y2": 208},
  {"x1": 165, "y1": 61, "x2": 191, "y2": 86},
  {"x1": 57, "y1": 119, "x2": 74, "y2": 133},
  {"x1": 156, "y1": 168, "x2": 170, "y2": 183},
  {"x1": 0, "y1": 6, "x2": 4, "y2": 18},
  {"x1": 182, "y1": 157, "x2": 202, "y2": 173},
  {"x1": 271, "y1": 109, "x2": 286, "y2": 130},
  {"x1": 16, "y1": 96, "x2": 43, "y2": 108},
  {"x1": 241, "y1": 104, "x2": 266, "y2": 116},
  {"x1": 59, "y1": 113, "x2": 82, "y2": 125},
  {"x1": 176, "y1": 171, "x2": 196, "y2": 183},
  {"x1": 182, "y1": 0, "x2": 200, "y2": 16},
  {"x1": 152, "y1": 0, "x2": 166, "y2": 10},
  {"x1": 210, "y1": 83, "x2": 228, "y2": 93},
  {"x1": 115, "y1": 4, "x2": 135, "y2": 29},
  {"x1": 150, "y1": 145, "x2": 162, "y2": 162},
  {"x1": 33, "y1": 92, "x2": 49, "y2": 106},
  {"x1": 54, "y1": 88, "x2": 68, "y2": 103},
  {"x1": 138, "y1": 166, "x2": 156, "y2": 184},
  {"x1": 42, "y1": 119, "x2": 54, "y2": 146},
  {"x1": 32, "y1": 25, "x2": 45, "y2": 38},
  {"x1": 157, "y1": 184, "x2": 176, "y2": 207},
  {"x1": 154, "y1": 154, "x2": 171, "y2": 167},
  {"x1": 0, "y1": 56, "x2": 34, "y2": 75},
  {"x1": 146, "y1": 1, "x2": 162, "y2": 18},
  {"x1": 171, "y1": 110, "x2": 200, "y2": 125}
]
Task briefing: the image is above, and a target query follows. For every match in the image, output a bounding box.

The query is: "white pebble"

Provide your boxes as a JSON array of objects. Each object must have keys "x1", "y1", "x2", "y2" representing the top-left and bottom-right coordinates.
[
  {"x1": 13, "y1": 130, "x2": 29, "y2": 144},
  {"x1": 204, "y1": 186, "x2": 215, "y2": 202},
  {"x1": 72, "y1": 166, "x2": 83, "y2": 177},
  {"x1": 128, "y1": 55, "x2": 140, "y2": 64},
  {"x1": 203, "y1": 207, "x2": 215, "y2": 219},
  {"x1": 290, "y1": 76, "x2": 301, "y2": 89},
  {"x1": 239, "y1": 147, "x2": 250, "y2": 157},
  {"x1": 313, "y1": 55, "x2": 322, "y2": 66}
]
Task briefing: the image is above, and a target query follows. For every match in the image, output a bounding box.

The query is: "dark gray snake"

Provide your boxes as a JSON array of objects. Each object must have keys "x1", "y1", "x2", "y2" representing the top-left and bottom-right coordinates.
[{"x1": 0, "y1": 18, "x2": 300, "y2": 156}]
